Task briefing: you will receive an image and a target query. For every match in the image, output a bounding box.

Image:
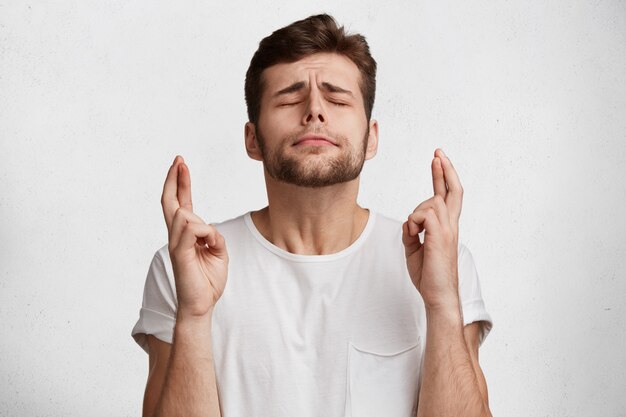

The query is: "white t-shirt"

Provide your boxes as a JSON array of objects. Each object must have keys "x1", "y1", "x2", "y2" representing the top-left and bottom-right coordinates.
[{"x1": 131, "y1": 209, "x2": 493, "y2": 417}]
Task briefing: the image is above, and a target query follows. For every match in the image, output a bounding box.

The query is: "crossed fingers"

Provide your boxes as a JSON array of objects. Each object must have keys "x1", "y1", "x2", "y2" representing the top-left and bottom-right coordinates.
[
  {"x1": 160, "y1": 155, "x2": 217, "y2": 249},
  {"x1": 432, "y1": 148, "x2": 463, "y2": 220},
  {"x1": 160, "y1": 156, "x2": 227, "y2": 263},
  {"x1": 407, "y1": 195, "x2": 451, "y2": 236},
  {"x1": 407, "y1": 148, "x2": 463, "y2": 238},
  {"x1": 161, "y1": 155, "x2": 194, "y2": 232}
]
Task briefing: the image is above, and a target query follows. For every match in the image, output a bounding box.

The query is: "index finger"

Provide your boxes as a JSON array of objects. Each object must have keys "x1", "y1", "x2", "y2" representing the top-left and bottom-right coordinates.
[
  {"x1": 435, "y1": 149, "x2": 463, "y2": 221},
  {"x1": 431, "y1": 154, "x2": 447, "y2": 198},
  {"x1": 161, "y1": 155, "x2": 193, "y2": 230},
  {"x1": 176, "y1": 161, "x2": 193, "y2": 212}
]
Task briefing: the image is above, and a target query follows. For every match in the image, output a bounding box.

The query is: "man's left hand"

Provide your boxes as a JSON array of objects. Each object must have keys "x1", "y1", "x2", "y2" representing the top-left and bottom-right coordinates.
[{"x1": 402, "y1": 148, "x2": 464, "y2": 311}]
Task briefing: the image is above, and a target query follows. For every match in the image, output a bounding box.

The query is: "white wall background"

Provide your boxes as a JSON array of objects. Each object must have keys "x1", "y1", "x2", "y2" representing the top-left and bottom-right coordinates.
[{"x1": 1, "y1": 1, "x2": 625, "y2": 416}]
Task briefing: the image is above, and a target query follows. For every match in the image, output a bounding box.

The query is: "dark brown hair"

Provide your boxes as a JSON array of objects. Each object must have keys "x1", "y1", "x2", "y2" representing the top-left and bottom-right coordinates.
[{"x1": 244, "y1": 14, "x2": 377, "y2": 125}]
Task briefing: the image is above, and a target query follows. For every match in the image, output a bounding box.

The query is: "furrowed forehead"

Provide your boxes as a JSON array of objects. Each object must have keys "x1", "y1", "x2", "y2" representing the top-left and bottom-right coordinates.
[
  {"x1": 272, "y1": 81, "x2": 355, "y2": 98},
  {"x1": 260, "y1": 53, "x2": 363, "y2": 100}
]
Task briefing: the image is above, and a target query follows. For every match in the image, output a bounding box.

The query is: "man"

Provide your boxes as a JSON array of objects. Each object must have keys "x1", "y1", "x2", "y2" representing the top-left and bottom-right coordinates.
[{"x1": 132, "y1": 13, "x2": 493, "y2": 417}]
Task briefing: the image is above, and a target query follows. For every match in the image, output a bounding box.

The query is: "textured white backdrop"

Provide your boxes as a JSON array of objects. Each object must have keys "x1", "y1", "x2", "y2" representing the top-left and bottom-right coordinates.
[{"x1": 1, "y1": 1, "x2": 625, "y2": 416}]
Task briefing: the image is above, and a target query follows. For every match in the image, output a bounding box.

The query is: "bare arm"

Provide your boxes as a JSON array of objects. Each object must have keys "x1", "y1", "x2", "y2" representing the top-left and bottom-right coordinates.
[
  {"x1": 401, "y1": 149, "x2": 492, "y2": 416},
  {"x1": 464, "y1": 321, "x2": 490, "y2": 405},
  {"x1": 152, "y1": 312, "x2": 221, "y2": 417},
  {"x1": 143, "y1": 335, "x2": 170, "y2": 417},
  {"x1": 146, "y1": 155, "x2": 228, "y2": 417},
  {"x1": 416, "y1": 309, "x2": 491, "y2": 417}
]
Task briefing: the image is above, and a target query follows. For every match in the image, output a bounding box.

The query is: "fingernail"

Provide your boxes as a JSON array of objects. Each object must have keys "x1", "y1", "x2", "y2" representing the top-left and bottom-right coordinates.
[{"x1": 173, "y1": 155, "x2": 179, "y2": 164}]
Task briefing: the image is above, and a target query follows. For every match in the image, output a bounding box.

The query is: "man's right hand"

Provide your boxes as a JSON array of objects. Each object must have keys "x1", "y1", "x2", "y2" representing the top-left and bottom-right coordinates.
[{"x1": 161, "y1": 155, "x2": 229, "y2": 319}]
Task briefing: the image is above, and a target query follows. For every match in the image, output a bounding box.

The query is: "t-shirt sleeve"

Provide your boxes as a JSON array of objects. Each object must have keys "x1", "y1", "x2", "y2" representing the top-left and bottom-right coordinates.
[
  {"x1": 457, "y1": 242, "x2": 493, "y2": 346},
  {"x1": 131, "y1": 244, "x2": 178, "y2": 354}
]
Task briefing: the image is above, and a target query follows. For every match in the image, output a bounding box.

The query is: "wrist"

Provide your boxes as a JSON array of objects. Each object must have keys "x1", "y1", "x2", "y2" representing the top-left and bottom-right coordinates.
[
  {"x1": 423, "y1": 293, "x2": 461, "y2": 314},
  {"x1": 425, "y1": 298, "x2": 463, "y2": 327},
  {"x1": 173, "y1": 311, "x2": 214, "y2": 348},
  {"x1": 176, "y1": 308, "x2": 214, "y2": 330}
]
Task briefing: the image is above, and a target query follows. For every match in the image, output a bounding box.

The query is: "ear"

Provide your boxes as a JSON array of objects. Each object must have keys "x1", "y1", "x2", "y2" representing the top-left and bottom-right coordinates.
[
  {"x1": 365, "y1": 119, "x2": 379, "y2": 160},
  {"x1": 244, "y1": 122, "x2": 263, "y2": 161}
]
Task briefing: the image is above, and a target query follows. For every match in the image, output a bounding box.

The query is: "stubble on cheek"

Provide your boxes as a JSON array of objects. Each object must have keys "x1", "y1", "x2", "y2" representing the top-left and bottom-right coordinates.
[{"x1": 257, "y1": 125, "x2": 370, "y2": 188}]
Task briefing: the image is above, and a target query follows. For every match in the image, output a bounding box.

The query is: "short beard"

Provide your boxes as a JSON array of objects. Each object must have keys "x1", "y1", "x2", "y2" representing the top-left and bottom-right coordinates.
[{"x1": 256, "y1": 125, "x2": 370, "y2": 188}]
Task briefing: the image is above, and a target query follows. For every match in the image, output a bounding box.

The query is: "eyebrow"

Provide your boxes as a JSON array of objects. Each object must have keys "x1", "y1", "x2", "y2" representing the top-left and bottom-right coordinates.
[
  {"x1": 272, "y1": 81, "x2": 355, "y2": 98},
  {"x1": 273, "y1": 81, "x2": 305, "y2": 97},
  {"x1": 321, "y1": 82, "x2": 354, "y2": 97}
]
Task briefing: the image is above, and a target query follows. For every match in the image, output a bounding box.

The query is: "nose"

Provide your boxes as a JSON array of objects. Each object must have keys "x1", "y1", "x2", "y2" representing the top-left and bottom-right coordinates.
[{"x1": 301, "y1": 88, "x2": 327, "y2": 126}]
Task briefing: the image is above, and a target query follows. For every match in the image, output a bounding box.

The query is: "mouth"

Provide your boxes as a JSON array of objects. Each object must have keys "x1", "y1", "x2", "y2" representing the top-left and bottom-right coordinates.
[{"x1": 293, "y1": 134, "x2": 338, "y2": 147}]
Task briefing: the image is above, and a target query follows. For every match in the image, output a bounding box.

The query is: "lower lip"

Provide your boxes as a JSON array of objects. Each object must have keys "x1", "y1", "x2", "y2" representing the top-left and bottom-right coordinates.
[{"x1": 295, "y1": 139, "x2": 335, "y2": 146}]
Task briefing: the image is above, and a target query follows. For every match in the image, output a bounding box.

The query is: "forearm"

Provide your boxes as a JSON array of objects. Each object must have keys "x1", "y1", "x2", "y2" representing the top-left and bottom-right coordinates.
[
  {"x1": 154, "y1": 312, "x2": 221, "y2": 417},
  {"x1": 416, "y1": 303, "x2": 491, "y2": 417}
]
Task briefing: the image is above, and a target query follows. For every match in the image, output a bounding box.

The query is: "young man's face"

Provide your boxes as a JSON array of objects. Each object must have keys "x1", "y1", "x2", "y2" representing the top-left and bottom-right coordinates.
[{"x1": 245, "y1": 52, "x2": 378, "y2": 188}]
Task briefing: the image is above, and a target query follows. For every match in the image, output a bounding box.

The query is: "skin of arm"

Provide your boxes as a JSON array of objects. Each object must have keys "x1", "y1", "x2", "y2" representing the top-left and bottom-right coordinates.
[
  {"x1": 416, "y1": 311, "x2": 491, "y2": 417},
  {"x1": 149, "y1": 156, "x2": 227, "y2": 417},
  {"x1": 402, "y1": 149, "x2": 492, "y2": 416},
  {"x1": 152, "y1": 311, "x2": 221, "y2": 417},
  {"x1": 464, "y1": 321, "x2": 490, "y2": 404},
  {"x1": 143, "y1": 335, "x2": 170, "y2": 417}
]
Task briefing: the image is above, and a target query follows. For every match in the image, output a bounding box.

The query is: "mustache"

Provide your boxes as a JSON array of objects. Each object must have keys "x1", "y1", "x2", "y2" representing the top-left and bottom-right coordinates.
[{"x1": 285, "y1": 125, "x2": 345, "y2": 144}]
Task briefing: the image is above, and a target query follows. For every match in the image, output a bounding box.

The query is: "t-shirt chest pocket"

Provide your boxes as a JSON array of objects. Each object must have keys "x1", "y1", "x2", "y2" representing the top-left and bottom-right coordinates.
[{"x1": 345, "y1": 339, "x2": 422, "y2": 417}]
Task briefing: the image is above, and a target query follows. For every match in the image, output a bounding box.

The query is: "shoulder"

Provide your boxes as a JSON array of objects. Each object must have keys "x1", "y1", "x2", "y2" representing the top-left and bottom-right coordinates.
[
  {"x1": 151, "y1": 211, "x2": 249, "y2": 267},
  {"x1": 371, "y1": 210, "x2": 472, "y2": 256},
  {"x1": 369, "y1": 210, "x2": 404, "y2": 239},
  {"x1": 372, "y1": 210, "x2": 404, "y2": 228},
  {"x1": 209, "y1": 211, "x2": 249, "y2": 234},
  {"x1": 457, "y1": 241, "x2": 478, "y2": 274},
  {"x1": 153, "y1": 244, "x2": 169, "y2": 271}
]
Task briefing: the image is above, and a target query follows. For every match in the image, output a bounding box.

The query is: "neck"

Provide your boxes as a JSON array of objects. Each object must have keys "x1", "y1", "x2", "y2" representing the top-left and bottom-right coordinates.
[{"x1": 250, "y1": 173, "x2": 370, "y2": 255}]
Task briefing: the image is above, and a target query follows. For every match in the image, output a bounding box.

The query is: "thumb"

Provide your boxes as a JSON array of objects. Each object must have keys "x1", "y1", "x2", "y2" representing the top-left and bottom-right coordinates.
[
  {"x1": 206, "y1": 230, "x2": 228, "y2": 260},
  {"x1": 402, "y1": 220, "x2": 422, "y2": 257}
]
